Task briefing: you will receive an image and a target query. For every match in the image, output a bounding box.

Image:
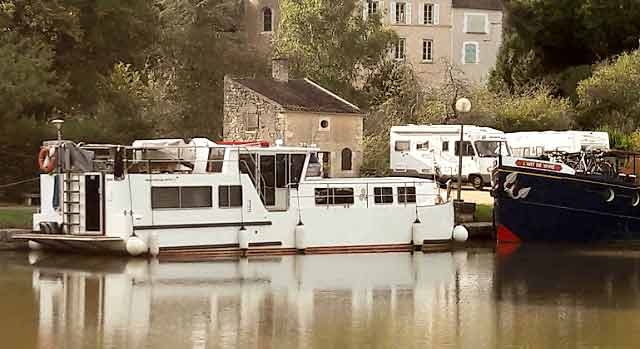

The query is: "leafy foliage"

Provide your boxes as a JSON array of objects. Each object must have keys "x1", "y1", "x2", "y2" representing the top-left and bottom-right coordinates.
[
  {"x1": 492, "y1": 0, "x2": 640, "y2": 97},
  {"x1": 275, "y1": 0, "x2": 397, "y2": 105},
  {"x1": 576, "y1": 51, "x2": 640, "y2": 132}
]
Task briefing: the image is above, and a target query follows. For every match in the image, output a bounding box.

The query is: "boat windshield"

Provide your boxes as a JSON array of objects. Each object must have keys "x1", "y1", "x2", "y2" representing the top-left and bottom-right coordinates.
[{"x1": 474, "y1": 141, "x2": 510, "y2": 157}]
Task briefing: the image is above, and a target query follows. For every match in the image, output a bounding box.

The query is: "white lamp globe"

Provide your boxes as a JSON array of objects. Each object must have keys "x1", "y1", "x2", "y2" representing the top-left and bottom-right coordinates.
[{"x1": 455, "y1": 98, "x2": 472, "y2": 113}]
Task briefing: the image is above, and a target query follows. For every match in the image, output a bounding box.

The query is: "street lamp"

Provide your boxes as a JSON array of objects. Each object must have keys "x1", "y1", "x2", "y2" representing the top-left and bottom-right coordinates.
[
  {"x1": 51, "y1": 119, "x2": 64, "y2": 141},
  {"x1": 455, "y1": 98, "x2": 471, "y2": 201}
]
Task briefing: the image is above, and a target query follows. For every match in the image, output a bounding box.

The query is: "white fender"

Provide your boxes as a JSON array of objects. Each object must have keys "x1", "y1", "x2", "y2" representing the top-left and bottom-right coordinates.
[
  {"x1": 452, "y1": 225, "x2": 469, "y2": 242},
  {"x1": 126, "y1": 236, "x2": 147, "y2": 256},
  {"x1": 238, "y1": 227, "x2": 249, "y2": 250},
  {"x1": 295, "y1": 224, "x2": 306, "y2": 250},
  {"x1": 412, "y1": 221, "x2": 427, "y2": 247}
]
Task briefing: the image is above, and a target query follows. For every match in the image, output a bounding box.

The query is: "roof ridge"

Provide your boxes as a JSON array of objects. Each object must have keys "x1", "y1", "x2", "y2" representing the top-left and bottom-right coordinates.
[{"x1": 303, "y1": 78, "x2": 360, "y2": 112}]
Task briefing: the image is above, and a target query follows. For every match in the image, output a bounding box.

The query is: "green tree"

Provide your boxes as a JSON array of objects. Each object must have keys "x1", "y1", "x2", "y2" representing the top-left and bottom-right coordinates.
[
  {"x1": 157, "y1": 0, "x2": 268, "y2": 139},
  {"x1": 492, "y1": 0, "x2": 640, "y2": 96},
  {"x1": 576, "y1": 50, "x2": 640, "y2": 132},
  {"x1": 275, "y1": 0, "x2": 397, "y2": 105}
]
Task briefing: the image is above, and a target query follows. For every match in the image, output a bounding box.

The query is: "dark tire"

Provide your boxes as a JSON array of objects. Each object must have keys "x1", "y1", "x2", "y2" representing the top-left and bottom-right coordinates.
[{"x1": 470, "y1": 175, "x2": 483, "y2": 190}]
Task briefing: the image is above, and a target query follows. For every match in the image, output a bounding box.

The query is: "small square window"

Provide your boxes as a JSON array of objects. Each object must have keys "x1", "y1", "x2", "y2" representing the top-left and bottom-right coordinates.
[
  {"x1": 395, "y1": 140, "x2": 410, "y2": 151},
  {"x1": 151, "y1": 187, "x2": 180, "y2": 209},
  {"x1": 374, "y1": 187, "x2": 394, "y2": 204},
  {"x1": 219, "y1": 185, "x2": 243, "y2": 208},
  {"x1": 442, "y1": 141, "x2": 449, "y2": 151},
  {"x1": 416, "y1": 141, "x2": 429, "y2": 150},
  {"x1": 398, "y1": 186, "x2": 416, "y2": 203}
]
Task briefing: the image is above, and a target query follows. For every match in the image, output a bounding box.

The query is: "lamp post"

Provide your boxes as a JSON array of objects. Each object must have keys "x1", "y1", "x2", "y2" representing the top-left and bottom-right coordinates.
[
  {"x1": 455, "y1": 98, "x2": 471, "y2": 201},
  {"x1": 51, "y1": 119, "x2": 64, "y2": 141}
]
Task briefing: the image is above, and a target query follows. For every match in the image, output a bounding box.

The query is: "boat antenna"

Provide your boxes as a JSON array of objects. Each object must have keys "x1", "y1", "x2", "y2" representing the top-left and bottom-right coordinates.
[
  {"x1": 236, "y1": 148, "x2": 246, "y2": 230},
  {"x1": 296, "y1": 183, "x2": 303, "y2": 225},
  {"x1": 126, "y1": 147, "x2": 136, "y2": 237},
  {"x1": 414, "y1": 180, "x2": 420, "y2": 224}
]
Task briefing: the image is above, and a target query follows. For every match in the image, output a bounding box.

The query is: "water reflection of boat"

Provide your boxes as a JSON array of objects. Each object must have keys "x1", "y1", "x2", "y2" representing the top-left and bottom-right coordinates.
[
  {"x1": 494, "y1": 245, "x2": 640, "y2": 308},
  {"x1": 21, "y1": 251, "x2": 494, "y2": 348}
]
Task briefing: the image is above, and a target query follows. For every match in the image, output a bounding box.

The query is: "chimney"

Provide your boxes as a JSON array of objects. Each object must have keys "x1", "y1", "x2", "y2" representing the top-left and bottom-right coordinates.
[{"x1": 272, "y1": 58, "x2": 289, "y2": 82}]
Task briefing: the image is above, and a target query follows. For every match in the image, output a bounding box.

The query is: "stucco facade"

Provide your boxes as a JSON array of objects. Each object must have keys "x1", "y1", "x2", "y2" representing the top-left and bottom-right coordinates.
[
  {"x1": 224, "y1": 63, "x2": 364, "y2": 178},
  {"x1": 451, "y1": 7, "x2": 503, "y2": 83},
  {"x1": 240, "y1": 0, "x2": 503, "y2": 84}
]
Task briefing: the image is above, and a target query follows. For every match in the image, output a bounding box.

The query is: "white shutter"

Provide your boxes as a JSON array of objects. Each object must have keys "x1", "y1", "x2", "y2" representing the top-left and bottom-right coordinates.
[
  {"x1": 406, "y1": 3, "x2": 412, "y2": 24},
  {"x1": 363, "y1": 0, "x2": 368, "y2": 20},
  {"x1": 390, "y1": 1, "x2": 396, "y2": 24},
  {"x1": 433, "y1": 4, "x2": 440, "y2": 25},
  {"x1": 418, "y1": 3, "x2": 424, "y2": 25}
]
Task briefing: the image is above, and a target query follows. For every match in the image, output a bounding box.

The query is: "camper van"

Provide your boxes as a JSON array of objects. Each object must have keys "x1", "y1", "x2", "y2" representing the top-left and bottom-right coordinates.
[
  {"x1": 390, "y1": 125, "x2": 510, "y2": 189},
  {"x1": 506, "y1": 131, "x2": 610, "y2": 158}
]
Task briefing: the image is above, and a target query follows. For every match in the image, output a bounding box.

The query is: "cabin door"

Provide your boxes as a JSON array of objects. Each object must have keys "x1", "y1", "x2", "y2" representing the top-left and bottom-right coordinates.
[{"x1": 81, "y1": 173, "x2": 103, "y2": 235}]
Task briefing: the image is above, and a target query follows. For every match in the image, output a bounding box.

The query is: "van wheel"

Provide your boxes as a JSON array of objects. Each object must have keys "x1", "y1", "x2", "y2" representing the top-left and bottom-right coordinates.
[{"x1": 470, "y1": 175, "x2": 483, "y2": 190}]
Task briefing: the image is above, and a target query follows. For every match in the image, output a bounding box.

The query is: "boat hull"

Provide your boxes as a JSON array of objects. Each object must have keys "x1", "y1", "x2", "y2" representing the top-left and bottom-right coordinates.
[{"x1": 494, "y1": 166, "x2": 640, "y2": 242}]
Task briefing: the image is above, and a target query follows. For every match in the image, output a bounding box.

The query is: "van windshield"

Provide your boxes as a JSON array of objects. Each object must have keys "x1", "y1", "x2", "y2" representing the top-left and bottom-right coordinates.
[{"x1": 474, "y1": 141, "x2": 510, "y2": 157}]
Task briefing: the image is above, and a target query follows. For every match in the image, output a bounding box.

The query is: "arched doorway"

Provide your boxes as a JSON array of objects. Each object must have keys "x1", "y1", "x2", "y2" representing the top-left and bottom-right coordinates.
[{"x1": 341, "y1": 148, "x2": 352, "y2": 171}]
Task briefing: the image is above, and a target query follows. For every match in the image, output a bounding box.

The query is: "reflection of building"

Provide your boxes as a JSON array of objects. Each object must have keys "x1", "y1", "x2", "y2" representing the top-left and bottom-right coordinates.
[
  {"x1": 241, "y1": 0, "x2": 503, "y2": 84},
  {"x1": 224, "y1": 59, "x2": 364, "y2": 177}
]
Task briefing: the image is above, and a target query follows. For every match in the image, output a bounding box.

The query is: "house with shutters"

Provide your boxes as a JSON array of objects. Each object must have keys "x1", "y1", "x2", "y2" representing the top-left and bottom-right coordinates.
[
  {"x1": 224, "y1": 59, "x2": 364, "y2": 178},
  {"x1": 242, "y1": 0, "x2": 503, "y2": 84}
]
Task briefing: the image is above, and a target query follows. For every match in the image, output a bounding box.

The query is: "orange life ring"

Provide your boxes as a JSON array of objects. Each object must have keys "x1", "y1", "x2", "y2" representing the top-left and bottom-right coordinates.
[{"x1": 38, "y1": 146, "x2": 57, "y2": 173}]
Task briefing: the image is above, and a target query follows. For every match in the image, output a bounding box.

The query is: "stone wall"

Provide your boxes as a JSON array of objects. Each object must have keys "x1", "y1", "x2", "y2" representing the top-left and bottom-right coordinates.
[{"x1": 223, "y1": 77, "x2": 284, "y2": 141}]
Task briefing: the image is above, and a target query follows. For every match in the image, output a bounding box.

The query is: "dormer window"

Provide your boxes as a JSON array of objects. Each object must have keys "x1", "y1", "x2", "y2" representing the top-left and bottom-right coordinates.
[{"x1": 263, "y1": 8, "x2": 272, "y2": 32}]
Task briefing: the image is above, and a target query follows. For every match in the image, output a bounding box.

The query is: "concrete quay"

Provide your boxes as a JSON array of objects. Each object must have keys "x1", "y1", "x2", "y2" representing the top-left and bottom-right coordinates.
[{"x1": 0, "y1": 229, "x2": 29, "y2": 250}]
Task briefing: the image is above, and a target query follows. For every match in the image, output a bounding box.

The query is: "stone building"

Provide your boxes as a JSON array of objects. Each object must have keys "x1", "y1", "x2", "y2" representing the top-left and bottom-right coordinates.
[
  {"x1": 241, "y1": 0, "x2": 503, "y2": 84},
  {"x1": 224, "y1": 59, "x2": 364, "y2": 177}
]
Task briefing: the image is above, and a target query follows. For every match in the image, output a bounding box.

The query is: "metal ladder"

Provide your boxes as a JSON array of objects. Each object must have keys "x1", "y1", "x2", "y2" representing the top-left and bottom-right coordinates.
[{"x1": 62, "y1": 173, "x2": 82, "y2": 234}]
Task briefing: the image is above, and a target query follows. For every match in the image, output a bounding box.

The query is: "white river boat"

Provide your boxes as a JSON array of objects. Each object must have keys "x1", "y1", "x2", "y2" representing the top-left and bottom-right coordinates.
[{"x1": 16, "y1": 138, "x2": 466, "y2": 256}]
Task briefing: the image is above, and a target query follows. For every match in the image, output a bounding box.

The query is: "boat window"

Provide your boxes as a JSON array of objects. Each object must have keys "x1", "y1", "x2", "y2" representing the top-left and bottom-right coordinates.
[
  {"x1": 290, "y1": 154, "x2": 306, "y2": 184},
  {"x1": 454, "y1": 141, "x2": 475, "y2": 157},
  {"x1": 374, "y1": 187, "x2": 394, "y2": 204},
  {"x1": 314, "y1": 187, "x2": 355, "y2": 205},
  {"x1": 474, "y1": 141, "x2": 511, "y2": 157},
  {"x1": 151, "y1": 186, "x2": 212, "y2": 209},
  {"x1": 239, "y1": 154, "x2": 258, "y2": 186},
  {"x1": 306, "y1": 153, "x2": 322, "y2": 177},
  {"x1": 151, "y1": 187, "x2": 180, "y2": 209},
  {"x1": 398, "y1": 186, "x2": 416, "y2": 203},
  {"x1": 259, "y1": 155, "x2": 276, "y2": 206},
  {"x1": 180, "y1": 186, "x2": 213, "y2": 208},
  {"x1": 219, "y1": 185, "x2": 243, "y2": 208},
  {"x1": 416, "y1": 141, "x2": 429, "y2": 151},
  {"x1": 442, "y1": 141, "x2": 449, "y2": 151},
  {"x1": 207, "y1": 148, "x2": 225, "y2": 172},
  {"x1": 395, "y1": 141, "x2": 410, "y2": 152},
  {"x1": 276, "y1": 154, "x2": 289, "y2": 188}
]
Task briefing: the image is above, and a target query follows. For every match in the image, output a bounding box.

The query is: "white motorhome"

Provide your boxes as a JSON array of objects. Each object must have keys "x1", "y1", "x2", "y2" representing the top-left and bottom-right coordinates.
[
  {"x1": 506, "y1": 131, "x2": 610, "y2": 158},
  {"x1": 390, "y1": 125, "x2": 510, "y2": 189}
]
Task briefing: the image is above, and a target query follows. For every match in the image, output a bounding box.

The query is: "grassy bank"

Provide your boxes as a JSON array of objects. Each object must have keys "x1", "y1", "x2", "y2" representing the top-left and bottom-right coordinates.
[
  {"x1": 475, "y1": 204, "x2": 494, "y2": 222},
  {"x1": 0, "y1": 206, "x2": 35, "y2": 229}
]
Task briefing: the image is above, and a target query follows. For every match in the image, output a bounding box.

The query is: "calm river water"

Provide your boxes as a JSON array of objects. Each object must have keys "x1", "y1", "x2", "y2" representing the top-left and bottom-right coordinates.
[{"x1": 2, "y1": 246, "x2": 640, "y2": 348}]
